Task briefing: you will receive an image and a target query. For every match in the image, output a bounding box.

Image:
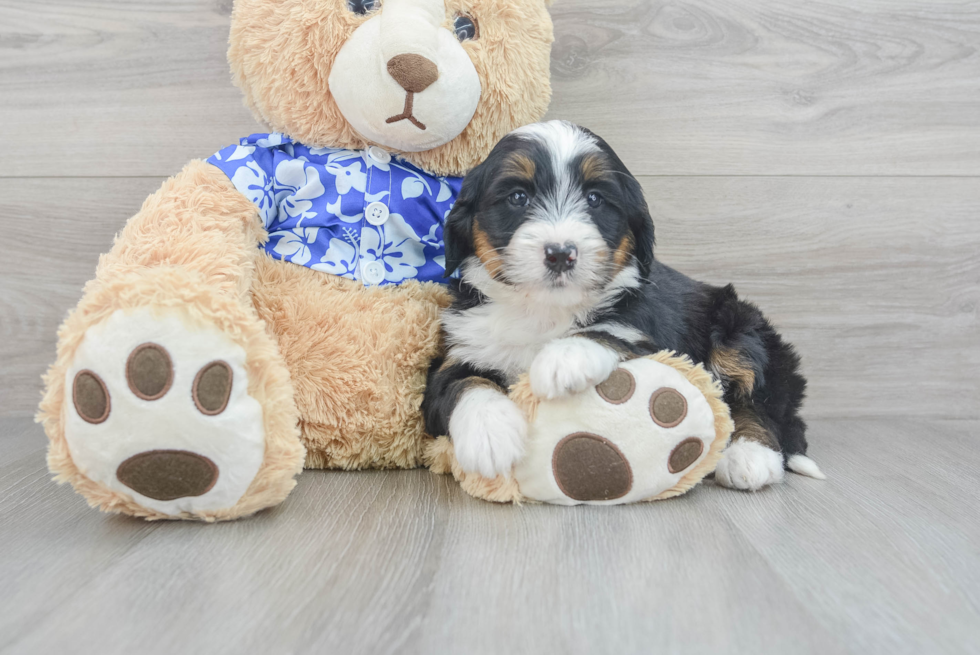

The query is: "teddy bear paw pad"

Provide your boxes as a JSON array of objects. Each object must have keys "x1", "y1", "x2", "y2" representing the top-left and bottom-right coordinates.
[
  {"x1": 64, "y1": 308, "x2": 266, "y2": 516},
  {"x1": 514, "y1": 357, "x2": 723, "y2": 505}
]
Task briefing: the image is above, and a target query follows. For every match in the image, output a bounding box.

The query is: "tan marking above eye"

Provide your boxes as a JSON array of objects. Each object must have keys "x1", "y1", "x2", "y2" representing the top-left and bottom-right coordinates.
[
  {"x1": 596, "y1": 368, "x2": 636, "y2": 404},
  {"x1": 506, "y1": 154, "x2": 535, "y2": 180},
  {"x1": 73, "y1": 370, "x2": 110, "y2": 424},
  {"x1": 193, "y1": 361, "x2": 233, "y2": 416},
  {"x1": 580, "y1": 153, "x2": 607, "y2": 182},
  {"x1": 668, "y1": 437, "x2": 704, "y2": 473},
  {"x1": 126, "y1": 343, "x2": 174, "y2": 401},
  {"x1": 650, "y1": 387, "x2": 688, "y2": 427}
]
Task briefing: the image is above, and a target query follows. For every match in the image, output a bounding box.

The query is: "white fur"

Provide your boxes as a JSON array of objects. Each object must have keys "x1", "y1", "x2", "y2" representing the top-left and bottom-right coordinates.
[
  {"x1": 529, "y1": 337, "x2": 621, "y2": 400},
  {"x1": 714, "y1": 438, "x2": 785, "y2": 491},
  {"x1": 513, "y1": 120, "x2": 599, "y2": 170},
  {"x1": 328, "y1": 0, "x2": 481, "y2": 152},
  {"x1": 573, "y1": 321, "x2": 647, "y2": 345},
  {"x1": 787, "y1": 454, "x2": 827, "y2": 480},
  {"x1": 450, "y1": 387, "x2": 528, "y2": 478},
  {"x1": 444, "y1": 265, "x2": 640, "y2": 384}
]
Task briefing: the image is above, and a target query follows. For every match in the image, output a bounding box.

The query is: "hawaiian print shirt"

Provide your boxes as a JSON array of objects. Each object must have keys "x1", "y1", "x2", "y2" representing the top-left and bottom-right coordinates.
[{"x1": 208, "y1": 133, "x2": 462, "y2": 287}]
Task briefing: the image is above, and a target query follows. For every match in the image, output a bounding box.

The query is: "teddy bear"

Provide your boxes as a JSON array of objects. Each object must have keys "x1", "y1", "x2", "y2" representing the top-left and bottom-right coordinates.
[{"x1": 37, "y1": 0, "x2": 557, "y2": 521}]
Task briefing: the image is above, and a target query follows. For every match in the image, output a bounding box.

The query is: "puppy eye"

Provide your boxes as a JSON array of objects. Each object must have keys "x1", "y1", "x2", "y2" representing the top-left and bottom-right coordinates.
[
  {"x1": 508, "y1": 190, "x2": 529, "y2": 207},
  {"x1": 587, "y1": 191, "x2": 603, "y2": 208},
  {"x1": 348, "y1": 0, "x2": 380, "y2": 15},
  {"x1": 454, "y1": 14, "x2": 478, "y2": 41}
]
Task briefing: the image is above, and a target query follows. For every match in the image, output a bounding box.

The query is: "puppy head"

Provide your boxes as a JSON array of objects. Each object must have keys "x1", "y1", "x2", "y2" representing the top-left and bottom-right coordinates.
[
  {"x1": 445, "y1": 121, "x2": 654, "y2": 306},
  {"x1": 228, "y1": 0, "x2": 554, "y2": 177}
]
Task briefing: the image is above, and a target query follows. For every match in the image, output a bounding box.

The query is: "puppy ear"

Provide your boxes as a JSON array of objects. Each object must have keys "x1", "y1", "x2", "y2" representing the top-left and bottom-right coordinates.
[
  {"x1": 619, "y1": 169, "x2": 655, "y2": 277},
  {"x1": 443, "y1": 179, "x2": 478, "y2": 277}
]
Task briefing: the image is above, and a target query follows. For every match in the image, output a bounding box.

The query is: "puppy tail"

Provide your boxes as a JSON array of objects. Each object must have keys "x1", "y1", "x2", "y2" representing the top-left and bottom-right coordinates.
[{"x1": 787, "y1": 454, "x2": 826, "y2": 480}]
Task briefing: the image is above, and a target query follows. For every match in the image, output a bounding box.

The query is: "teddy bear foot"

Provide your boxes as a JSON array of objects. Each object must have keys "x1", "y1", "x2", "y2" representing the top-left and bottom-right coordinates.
[
  {"x1": 58, "y1": 306, "x2": 300, "y2": 520},
  {"x1": 427, "y1": 352, "x2": 735, "y2": 505}
]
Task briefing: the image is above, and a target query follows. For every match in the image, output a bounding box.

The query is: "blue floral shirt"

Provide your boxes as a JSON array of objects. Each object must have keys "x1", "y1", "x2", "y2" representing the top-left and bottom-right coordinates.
[{"x1": 208, "y1": 133, "x2": 462, "y2": 286}]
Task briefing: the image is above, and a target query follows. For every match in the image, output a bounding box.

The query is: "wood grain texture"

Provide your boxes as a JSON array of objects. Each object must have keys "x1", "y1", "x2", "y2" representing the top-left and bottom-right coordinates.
[
  {"x1": 1, "y1": 0, "x2": 979, "y2": 176},
  {"x1": 3, "y1": 176, "x2": 976, "y2": 419},
  {"x1": 1, "y1": 1, "x2": 979, "y2": 653},
  {"x1": 1, "y1": 416, "x2": 978, "y2": 654}
]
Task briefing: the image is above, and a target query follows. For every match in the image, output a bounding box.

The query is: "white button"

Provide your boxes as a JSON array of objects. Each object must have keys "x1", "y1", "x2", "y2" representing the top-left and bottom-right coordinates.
[
  {"x1": 367, "y1": 146, "x2": 391, "y2": 164},
  {"x1": 365, "y1": 202, "x2": 390, "y2": 226},
  {"x1": 362, "y1": 260, "x2": 386, "y2": 286}
]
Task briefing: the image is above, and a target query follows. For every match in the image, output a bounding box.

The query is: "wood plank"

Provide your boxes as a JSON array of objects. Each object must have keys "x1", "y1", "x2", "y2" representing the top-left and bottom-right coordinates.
[
  {"x1": 2, "y1": 176, "x2": 976, "y2": 419},
  {"x1": 1, "y1": 0, "x2": 979, "y2": 177},
  {"x1": 548, "y1": 0, "x2": 980, "y2": 176},
  {"x1": 639, "y1": 175, "x2": 980, "y2": 421},
  {"x1": 1, "y1": 416, "x2": 978, "y2": 654},
  {"x1": 0, "y1": 177, "x2": 167, "y2": 418}
]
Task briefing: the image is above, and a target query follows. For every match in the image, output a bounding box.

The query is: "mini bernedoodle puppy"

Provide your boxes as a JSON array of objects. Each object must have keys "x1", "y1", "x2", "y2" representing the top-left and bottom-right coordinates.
[{"x1": 422, "y1": 121, "x2": 824, "y2": 491}]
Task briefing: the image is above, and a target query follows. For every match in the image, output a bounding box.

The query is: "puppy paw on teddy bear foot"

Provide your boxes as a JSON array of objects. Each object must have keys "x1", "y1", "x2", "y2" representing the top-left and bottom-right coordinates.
[
  {"x1": 52, "y1": 305, "x2": 303, "y2": 520},
  {"x1": 430, "y1": 353, "x2": 735, "y2": 505}
]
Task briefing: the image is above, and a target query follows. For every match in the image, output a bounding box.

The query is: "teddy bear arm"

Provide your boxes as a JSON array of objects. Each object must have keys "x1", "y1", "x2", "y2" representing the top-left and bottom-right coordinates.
[{"x1": 95, "y1": 160, "x2": 266, "y2": 300}]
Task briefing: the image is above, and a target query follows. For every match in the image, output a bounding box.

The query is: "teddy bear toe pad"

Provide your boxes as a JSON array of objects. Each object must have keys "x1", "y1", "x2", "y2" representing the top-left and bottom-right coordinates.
[
  {"x1": 514, "y1": 358, "x2": 721, "y2": 505},
  {"x1": 64, "y1": 309, "x2": 265, "y2": 516}
]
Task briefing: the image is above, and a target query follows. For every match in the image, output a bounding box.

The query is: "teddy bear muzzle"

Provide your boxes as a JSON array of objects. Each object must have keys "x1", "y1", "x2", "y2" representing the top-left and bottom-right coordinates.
[{"x1": 328, "y1": 0, "x2": 481, "y2": 152}]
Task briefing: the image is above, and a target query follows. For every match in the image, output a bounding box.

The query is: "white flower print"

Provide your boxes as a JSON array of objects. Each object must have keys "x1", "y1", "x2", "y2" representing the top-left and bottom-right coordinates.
[
  {"x1": 272, "y1": 227, "x2": 319, "y2": 266},
  {"x1": 360, "y1": 213, "x2": 427, "y2": 283},
  {"x1": 311, "y1": 238, "x2": 357, "y2": 278},
  {"x1": 274, "y1": 160, "x2": 325, "y2": 220},
  {"x1": 224, "y1": 145, "x2": 256, "y2": 162},
  {"x1": 256, "y1": 133, "x2": 288, "y2": 148},
  {"x1": 327, "y1": 161, "x2": 367, "y2": 195},
  {"x1": 208, "y1": 137, "x2": 461, "y2": 286},
  {"x1": 230, "y1": 160, "x2": 276, "y2": 226}
]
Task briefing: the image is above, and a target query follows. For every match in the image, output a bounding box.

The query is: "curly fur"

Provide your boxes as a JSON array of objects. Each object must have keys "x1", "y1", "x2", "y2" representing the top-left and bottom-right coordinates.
[{"x1": 229, "y1": 0, "x2": 554, "y2": 176}]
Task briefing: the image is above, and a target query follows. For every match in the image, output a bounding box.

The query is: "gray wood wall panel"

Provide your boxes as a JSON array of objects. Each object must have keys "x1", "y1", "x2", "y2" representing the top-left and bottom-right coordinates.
[
  {"x1": 2, "y1": 176, "x2": 977, "y2": 419},
  {"x1": 1, "y1": 1, "x2": 979, "y2": 177}
]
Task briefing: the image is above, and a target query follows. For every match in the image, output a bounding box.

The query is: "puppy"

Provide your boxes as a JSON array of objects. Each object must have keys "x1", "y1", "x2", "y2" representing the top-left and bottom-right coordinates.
[{"x1": 422, "y1": 120, "x2": 824, "y2": 490}]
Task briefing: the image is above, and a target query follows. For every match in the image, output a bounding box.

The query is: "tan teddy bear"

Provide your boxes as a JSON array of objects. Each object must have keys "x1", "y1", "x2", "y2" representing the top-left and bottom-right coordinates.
[{"x1": 38, "y1": 0, "x2": 555, "y2": 521}]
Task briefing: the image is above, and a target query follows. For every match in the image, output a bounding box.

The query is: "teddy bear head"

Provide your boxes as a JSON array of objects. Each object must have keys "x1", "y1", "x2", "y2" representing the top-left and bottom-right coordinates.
[{"x1": 228, "y1": 0, "x2": 555, "y2": 176}]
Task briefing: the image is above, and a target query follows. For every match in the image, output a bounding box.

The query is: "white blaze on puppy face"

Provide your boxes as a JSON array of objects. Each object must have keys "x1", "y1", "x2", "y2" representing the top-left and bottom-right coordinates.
[
  {"x1": 329, "y1": 0, "x2": 482, "y2": 152},
  {"x1": 504, "y1": 121, "x2": 611, "y2": 304}
]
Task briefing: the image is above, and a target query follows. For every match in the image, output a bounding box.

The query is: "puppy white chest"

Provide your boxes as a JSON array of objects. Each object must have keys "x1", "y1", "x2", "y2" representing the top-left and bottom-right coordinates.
[{"x1": 443, "y1": 303, "x2": 578, "y2": 382}]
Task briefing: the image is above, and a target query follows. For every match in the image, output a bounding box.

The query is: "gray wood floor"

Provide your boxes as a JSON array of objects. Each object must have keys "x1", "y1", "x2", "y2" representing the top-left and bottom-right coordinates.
[{"x1": 1, "y1": 0, "x2": 979, "y2": 653}]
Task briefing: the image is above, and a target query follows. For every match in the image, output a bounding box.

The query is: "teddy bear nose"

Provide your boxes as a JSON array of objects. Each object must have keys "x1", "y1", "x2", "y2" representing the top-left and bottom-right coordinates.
[{"x1": 386, "y1": 53, "x2": 439, "y2": 93}]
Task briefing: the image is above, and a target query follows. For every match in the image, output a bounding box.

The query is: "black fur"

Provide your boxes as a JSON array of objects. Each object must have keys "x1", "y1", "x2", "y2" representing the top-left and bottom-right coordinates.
[{"x1": 425, "y1": 123, "x2": 809, "y2": 463}]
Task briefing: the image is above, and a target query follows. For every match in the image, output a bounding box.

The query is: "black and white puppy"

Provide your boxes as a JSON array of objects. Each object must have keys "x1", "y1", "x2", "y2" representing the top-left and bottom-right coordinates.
[{"x1": 422, "y1": 121, "x2": 824, "y2": 490}]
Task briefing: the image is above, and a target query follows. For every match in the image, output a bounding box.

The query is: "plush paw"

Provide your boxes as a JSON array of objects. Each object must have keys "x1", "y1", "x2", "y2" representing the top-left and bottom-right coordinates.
[
  {"x1": 64, "y1": 308, "x2": 267, "y2": 516},
  {"x1": 513, "y1": 356, "x2": 728, "y2": 505},
  {"x1": 529, "y1": 338, "x2": 621, "y2": 400},
  {"x1": 449, "y1": 387, "x2": 527, "y2": 478},
  {"x1": 714, "y1": 438, "x2": 785, "y2": 491}
]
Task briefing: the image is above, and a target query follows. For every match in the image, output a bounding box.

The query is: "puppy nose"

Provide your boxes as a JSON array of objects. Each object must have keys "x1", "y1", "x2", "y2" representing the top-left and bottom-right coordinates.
[
  {"x1": 387, "y1": 54, "x2": 439, "y2": 93},
  {"x1": 544, "y1": 243, "x2": 578, "y2": 274}
]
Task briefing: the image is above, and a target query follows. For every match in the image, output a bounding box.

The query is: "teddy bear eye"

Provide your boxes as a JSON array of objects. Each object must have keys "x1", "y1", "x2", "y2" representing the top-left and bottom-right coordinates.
[
  {"x1": 453, "y1": 14, "x2": 478, "y2": 41},
  {"x1": 348, "y1": 0, "x2": 380, "y2": 15}
]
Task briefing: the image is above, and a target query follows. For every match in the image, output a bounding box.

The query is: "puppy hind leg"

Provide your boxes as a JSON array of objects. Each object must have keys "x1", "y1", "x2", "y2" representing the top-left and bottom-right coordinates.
[{"x1": 714, "y1": 406, "x2": 786, "y2": 492}]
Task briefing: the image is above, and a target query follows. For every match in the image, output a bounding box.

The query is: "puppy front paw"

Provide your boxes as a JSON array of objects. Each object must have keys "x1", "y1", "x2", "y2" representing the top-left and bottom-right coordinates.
[
  {"x1": 529, "y1": 338, "x2": 621, "y2": 399},
  {"x1": 714, "y1": 438, "x2": 785, "y2": 491},
  {"x1": 449, "y1": 387, "x2": 527, "y2": 478}
]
